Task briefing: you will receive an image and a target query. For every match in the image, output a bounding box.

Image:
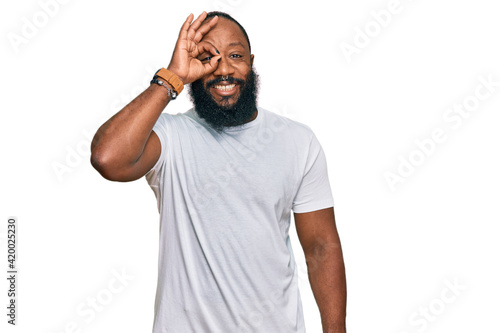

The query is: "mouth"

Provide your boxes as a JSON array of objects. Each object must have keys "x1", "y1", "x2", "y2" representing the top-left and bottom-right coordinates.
[
  {"x1": 210, "y1": 81, "x2": 239, "y2": 97},
  {"x1": 211, "y1": 82, "x2": 239, "y2": 97},
  {"x1": 213, "y1": 84, "x2": 236, "y2": 91}
]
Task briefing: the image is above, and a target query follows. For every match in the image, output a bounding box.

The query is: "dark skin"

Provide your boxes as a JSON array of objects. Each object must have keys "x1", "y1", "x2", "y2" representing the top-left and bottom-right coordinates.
[
  {"x1": 175, "y1": 16, "x2": 256, "y2": 112},
  {"x1": 90, "y1": 11, "x2": 346, "y2": 332},
  {"x1": 295, "y1": 207, "x2": 347, "y2": 333}
]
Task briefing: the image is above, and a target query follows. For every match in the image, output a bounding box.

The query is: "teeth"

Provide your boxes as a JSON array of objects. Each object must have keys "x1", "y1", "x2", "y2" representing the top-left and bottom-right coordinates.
[{"x1": 214, "y1": 84, "x2": 236, "y2": 91}]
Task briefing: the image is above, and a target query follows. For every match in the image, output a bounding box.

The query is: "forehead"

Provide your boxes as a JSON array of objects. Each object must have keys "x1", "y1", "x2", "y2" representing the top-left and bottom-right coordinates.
[{"x1": 201, "y1": 18, "x2": 250, "y2": 53}]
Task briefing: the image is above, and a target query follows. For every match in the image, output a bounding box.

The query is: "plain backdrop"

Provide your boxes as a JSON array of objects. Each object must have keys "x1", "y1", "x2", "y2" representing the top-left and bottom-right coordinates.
[{"x1": 1, "y1": 0, "x2": 499, "y2": 332}]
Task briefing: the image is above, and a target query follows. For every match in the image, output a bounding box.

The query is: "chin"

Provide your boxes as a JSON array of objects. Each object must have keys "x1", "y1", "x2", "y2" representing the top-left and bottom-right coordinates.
[{"x1": 215, "y1": 96, "x2": 239, "y2": 109}]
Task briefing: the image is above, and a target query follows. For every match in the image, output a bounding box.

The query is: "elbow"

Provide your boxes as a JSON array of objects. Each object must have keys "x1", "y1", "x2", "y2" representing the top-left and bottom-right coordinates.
[
  {"x1": 90, "y1": 150, "x2": 113, "y2": 180},
  {"x1": 90, "y1": 149, "x2": 126, "y2": 181}
]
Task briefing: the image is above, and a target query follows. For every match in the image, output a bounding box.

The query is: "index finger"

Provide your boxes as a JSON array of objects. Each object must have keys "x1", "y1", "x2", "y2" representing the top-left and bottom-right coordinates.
[
  {"x1": 186, "y1": 11, "x2": 209, "y2": 40},
  {"x1": 193, "y1": 16, "x2": 219, "y2": 43},
  {"x1": 197, "y1": 41, "x2": 220, "y2": 58}
]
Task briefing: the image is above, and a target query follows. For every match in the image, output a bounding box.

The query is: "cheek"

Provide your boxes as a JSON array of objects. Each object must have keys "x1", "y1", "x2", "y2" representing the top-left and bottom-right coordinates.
[
  {"x1": 235, "y1": 63, "x2": 252, "y2": 77},
  {"x1": 201, "y1": 78, "x2": 209, "y2": 86}
]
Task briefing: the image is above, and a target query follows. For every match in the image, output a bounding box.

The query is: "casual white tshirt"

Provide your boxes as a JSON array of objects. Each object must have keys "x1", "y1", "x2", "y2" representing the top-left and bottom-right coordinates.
[{"x1": 146, "y1": 107, "x2": 334, "y2": 332}]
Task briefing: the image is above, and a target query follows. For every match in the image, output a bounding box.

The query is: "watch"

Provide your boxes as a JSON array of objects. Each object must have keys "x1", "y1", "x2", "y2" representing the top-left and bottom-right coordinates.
[{"x1": 154, "y1": 68, "x2": 184, "y2": 96}]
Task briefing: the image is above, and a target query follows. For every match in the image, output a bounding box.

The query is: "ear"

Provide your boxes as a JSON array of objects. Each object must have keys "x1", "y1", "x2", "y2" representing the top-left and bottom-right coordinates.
[{"x1": 250, "y1": 54, "x2": 254, "y2": 66}]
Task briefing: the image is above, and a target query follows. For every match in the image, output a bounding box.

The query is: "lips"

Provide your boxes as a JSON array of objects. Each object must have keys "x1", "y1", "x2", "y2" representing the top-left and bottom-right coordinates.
[
  {"x1": 213, "y1": 84, "x2": 236, "y2": 91},
  {"x1": 211, "y1": 82, "x2": 238, "y2": 97}
]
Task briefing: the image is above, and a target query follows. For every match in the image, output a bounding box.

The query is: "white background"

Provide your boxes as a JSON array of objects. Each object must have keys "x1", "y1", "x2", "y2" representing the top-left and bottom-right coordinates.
[{"x1": 1, "y1": 0, "x2": 499, "y2": 332}]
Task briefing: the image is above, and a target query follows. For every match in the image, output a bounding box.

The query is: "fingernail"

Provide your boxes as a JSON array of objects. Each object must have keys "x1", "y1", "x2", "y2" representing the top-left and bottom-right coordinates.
[{"x1": 216, "y1": 49, "x2": 220, "y2": 54}]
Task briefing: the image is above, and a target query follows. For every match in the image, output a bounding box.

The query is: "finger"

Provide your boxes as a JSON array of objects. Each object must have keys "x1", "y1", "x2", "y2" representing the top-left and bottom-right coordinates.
[
  {"x1": 193, "y1": 16, "x2": 219, "y2": 44},
  {"x1": 187, "y1": 11, "x2": 208, "y2": 41},
  {"x1": 178, "y1": 13, "x2": 194, "y2": 40},
  {"x1": 197, "y1": 41, "x2": 219, "y2": 58},
  {"x1": 203, "y1": 55, "x2": 221, "y2": 74},
  {"x1": 198, "y1": 41, "x2": 220, "y2": 73}
]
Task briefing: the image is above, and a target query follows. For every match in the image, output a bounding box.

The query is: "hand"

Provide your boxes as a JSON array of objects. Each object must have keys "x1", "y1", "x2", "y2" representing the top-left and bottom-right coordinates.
[{"x1": 167, "y1": 12, "x2": 221, "y2": 84}]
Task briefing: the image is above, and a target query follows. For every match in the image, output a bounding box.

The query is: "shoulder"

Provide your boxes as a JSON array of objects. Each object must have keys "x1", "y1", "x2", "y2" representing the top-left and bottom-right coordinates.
[
  {"x1": 154, "y1": 108, "x2": 201, "y2": 132},
  {"x1": 260, "y1": 107, "x2": 317, "y2": 143},
  {"x1": 156, "y1": 108, "x2": 194, "y2": 124}
]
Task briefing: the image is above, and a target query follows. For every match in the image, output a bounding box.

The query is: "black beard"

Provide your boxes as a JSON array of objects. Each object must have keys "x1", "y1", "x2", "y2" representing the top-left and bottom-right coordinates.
[{"x1": 188, "y1": 68, "x2": 259, "y2": 132}]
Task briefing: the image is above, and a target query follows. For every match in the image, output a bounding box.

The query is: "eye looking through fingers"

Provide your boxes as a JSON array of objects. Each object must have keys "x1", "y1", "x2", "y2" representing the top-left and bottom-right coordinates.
[
  {"x1": 199, "y1": 56, "x2": 213, "y2": 63},
  {"x1": 197, "y1": 42, "x2": 219, "y2": 60}
]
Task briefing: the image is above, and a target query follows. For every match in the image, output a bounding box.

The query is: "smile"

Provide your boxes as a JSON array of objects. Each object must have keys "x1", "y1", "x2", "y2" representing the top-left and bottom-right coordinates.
[{"x1": 213, "y1": 84, "x2": 236, "y2": 91}]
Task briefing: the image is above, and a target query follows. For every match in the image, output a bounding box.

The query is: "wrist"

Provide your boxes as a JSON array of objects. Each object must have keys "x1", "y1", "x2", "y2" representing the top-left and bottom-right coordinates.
[
  {"x1": 150, "y1": 79, "x2": 174, "y2": 100},
  {"x1": 152, "y1": 68, "x2": 184, "y2": 99},
  {"x1": 323, "y1": 322, "x2": 346, "y2": 333},
  {"x1": 165, "y1": 65, "x2": 187, "y2": 85}
]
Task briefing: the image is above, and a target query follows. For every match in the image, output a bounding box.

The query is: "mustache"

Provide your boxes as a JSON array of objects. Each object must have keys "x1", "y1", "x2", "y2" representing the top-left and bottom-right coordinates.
[{"x1": 206, "y1": 76, "x2": 245, "y2": 87}]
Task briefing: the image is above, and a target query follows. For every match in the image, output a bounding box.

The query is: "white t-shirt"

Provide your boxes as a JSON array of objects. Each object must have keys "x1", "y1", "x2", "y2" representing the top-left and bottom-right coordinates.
[{"x1": 146, "y1": 107, "x2": 334, "y2": 332}]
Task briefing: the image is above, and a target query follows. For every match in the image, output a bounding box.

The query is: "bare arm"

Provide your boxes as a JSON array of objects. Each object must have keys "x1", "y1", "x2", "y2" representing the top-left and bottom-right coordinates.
[
  {"x1": 90, "y1": 84, "x2": 168, "y2": 181},
  {"x1": 295, "y1": 207, "x2": 347, "y2": 333},
  {"x1": 90, "y1": 12, "x2": 221, "y2": 181}
]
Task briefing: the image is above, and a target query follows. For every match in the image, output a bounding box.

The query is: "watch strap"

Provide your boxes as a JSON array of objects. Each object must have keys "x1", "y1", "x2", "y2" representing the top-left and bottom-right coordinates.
[{"x1": 154, "y1": 68, "x2": 184, "y2": 95}]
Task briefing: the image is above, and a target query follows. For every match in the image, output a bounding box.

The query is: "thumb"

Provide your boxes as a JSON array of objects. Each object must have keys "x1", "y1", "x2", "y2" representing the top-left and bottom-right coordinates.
[{"x1": 203, "y1": 55, "x2": 221, "y2": 74}]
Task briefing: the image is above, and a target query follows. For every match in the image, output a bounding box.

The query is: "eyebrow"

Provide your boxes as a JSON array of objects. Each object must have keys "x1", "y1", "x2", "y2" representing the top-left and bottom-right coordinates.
[{"x1": 228, "y1": 42, "x2": 245, "y2": 48}]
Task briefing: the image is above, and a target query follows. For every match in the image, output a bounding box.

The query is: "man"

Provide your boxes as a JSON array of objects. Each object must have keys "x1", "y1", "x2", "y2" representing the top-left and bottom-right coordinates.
[{"x1": 91, "y1": 11, "x2": 346, "y2": 333}]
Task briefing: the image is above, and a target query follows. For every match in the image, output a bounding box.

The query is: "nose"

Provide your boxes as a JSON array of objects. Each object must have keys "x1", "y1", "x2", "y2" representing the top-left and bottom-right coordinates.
[{"x1": 213, "y1": 56, "x2": 235, "y2": 78}]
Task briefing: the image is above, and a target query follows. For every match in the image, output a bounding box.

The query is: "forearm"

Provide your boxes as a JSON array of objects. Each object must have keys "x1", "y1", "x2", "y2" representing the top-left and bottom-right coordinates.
[
  {"x1": 91, "y1": 83, "x2": 170, "y2": 168},
  {"x1": 307, "y1": 243, "x2": 347, "y2": 333}
]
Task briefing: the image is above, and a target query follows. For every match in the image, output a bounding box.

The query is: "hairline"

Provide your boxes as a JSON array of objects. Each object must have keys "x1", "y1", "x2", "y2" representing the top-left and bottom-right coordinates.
[{"x1": 204, "y1": 11, "x2": 251, "y2": 54}]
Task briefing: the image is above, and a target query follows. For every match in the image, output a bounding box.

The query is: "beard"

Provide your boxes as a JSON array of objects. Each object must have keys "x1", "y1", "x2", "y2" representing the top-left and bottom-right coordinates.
[{"x1": 188, "y1": 68, "x2": 259, "y2": 132}]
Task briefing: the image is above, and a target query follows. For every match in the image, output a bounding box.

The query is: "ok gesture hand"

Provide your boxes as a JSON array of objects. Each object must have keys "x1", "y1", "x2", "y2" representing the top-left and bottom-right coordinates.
[{"x1": 167, "y1": 12, "x2": 221, "y2": 84}]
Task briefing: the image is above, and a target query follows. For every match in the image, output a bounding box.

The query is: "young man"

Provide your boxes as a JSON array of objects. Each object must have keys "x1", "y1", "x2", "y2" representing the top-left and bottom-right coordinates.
[{"x1": 91, "y1": 11, "x2": 346, "y2": 333}]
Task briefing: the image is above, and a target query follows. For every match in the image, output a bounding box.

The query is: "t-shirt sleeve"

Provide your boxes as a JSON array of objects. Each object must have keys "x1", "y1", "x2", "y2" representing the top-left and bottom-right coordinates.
[
  {"x1": 292, "y1": 133, "x2": 334, "y2": 213},
  {"x1": 145, "y1": 114, "x2": 169, "y2": 203}
]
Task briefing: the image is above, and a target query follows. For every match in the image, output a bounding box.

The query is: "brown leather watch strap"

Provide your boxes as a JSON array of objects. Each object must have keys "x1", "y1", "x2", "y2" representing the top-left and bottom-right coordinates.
[{"x1": 155, "y1": 68, "x2": 184, "y2": 95}]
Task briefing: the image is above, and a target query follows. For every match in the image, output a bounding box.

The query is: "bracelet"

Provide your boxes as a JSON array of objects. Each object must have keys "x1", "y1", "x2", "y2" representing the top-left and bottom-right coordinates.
[
  {"x1": 150, "y1": 78, "x2": 178, "y2": 100},
  {"x1": 154, "y1": 68, "x2": 184, "y2": 95}
]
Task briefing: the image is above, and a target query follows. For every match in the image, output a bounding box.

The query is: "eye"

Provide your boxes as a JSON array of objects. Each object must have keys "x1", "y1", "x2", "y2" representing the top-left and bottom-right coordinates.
[
  {"x1": 230, "y1": 54, "x2": 242, "y2": 59},
  {"x1": 200, "y1": 56, "x2": 212, "y2": 62}
]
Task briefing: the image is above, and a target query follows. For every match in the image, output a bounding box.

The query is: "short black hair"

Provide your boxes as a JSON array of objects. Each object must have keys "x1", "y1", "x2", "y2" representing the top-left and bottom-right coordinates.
[{"x1": 205, "y1": 11, "x2": 251, "y2": 53}]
